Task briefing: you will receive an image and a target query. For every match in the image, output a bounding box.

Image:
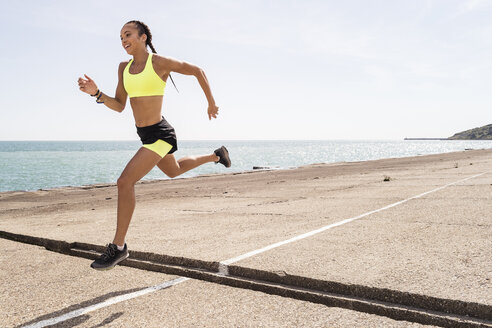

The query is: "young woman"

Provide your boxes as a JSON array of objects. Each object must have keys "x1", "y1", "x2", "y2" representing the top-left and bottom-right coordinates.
[{"x1": 78, "y1": 20, "x2": 230, "y2": 270}]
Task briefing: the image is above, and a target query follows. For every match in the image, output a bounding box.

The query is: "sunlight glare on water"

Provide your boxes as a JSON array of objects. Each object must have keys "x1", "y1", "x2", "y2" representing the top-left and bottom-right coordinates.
[{"x1": 0, "y1": 140, "x2": 491, "y2": 192}]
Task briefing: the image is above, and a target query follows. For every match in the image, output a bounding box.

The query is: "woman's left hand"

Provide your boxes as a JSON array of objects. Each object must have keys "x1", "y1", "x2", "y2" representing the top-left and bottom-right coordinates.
[{"x1": 208, "y1": 104, "x2": 219, "y2": 120}]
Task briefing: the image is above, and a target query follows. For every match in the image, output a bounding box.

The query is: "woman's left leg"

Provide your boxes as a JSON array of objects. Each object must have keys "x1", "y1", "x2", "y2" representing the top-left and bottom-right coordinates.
[
  {"x1": 157, "y1": 153, "x2": 219, "y2": 178},
  {"x1": 91, "y1": 147, "x2": 162, "y2": 270}
]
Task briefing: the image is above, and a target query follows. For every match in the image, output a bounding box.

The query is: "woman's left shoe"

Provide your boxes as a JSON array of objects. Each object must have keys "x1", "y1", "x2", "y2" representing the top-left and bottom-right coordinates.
[
  {"x1": 214, "y1": 146, "x2": 231, "y2": 168},
  {"x1": 91, "y1": 243, "x2": 129, "y2": 270}
]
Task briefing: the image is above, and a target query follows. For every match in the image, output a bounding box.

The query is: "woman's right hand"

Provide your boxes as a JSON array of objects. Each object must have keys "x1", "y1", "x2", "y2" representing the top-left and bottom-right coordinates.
[{"x1": 78, "y1": 74, "x2": 98, "y2": 95}]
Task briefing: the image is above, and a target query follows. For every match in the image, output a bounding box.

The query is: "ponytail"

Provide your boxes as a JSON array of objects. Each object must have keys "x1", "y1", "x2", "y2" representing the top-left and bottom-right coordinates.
[{"x1": 126, "y1": 20, "x2": 179, "y2": 92}]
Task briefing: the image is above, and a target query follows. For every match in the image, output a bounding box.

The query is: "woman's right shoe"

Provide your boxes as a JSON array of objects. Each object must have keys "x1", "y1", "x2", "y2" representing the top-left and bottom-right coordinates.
[{"x1": 214, "y1": 146, "x2": 231, "y2": 168}]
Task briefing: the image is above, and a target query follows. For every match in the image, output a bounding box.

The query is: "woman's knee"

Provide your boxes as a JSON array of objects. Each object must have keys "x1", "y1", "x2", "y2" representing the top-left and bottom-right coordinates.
[
  {"x1": 165, "y1": 170, "x2": 180, "y2": 178},
  {"x1": 117, "y1": 175, "x2": 136, "y2": 189},
  {"x1": 158, "y1": 160, "x2": 181, "y2": 178}
]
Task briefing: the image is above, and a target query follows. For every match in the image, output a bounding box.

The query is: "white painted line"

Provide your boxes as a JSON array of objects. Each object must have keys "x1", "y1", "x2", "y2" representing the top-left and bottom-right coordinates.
[
  {"x1": 218, "y1": 262, "x2": 229, "y2": 276},
  {"x1": 22, "y1": 277, "x2": 189, "y2": 328},
  {"x1": 220, "y1": 171, "x2": 490, "y2": 266}
]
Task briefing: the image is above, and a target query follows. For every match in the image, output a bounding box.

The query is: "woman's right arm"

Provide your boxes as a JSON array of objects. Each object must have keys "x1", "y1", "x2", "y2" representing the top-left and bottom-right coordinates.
[{"x1": 78, "y1": 62, "x2": 128, "y2": 112}]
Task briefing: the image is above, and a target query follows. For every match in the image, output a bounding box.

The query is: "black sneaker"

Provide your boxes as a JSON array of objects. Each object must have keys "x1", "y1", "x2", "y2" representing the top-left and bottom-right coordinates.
[
  {"x1": 90, "y1": 243, "x2": 129, "y2": 270},
  {"x1": 214, "y1": 146, "x2": 231, "y2": 168}
]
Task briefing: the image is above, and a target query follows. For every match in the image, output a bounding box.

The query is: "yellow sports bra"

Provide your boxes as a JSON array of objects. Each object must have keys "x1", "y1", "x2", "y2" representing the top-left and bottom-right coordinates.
[{"x1": 123, "y1": 53, "x2": 166, "y2": 98}]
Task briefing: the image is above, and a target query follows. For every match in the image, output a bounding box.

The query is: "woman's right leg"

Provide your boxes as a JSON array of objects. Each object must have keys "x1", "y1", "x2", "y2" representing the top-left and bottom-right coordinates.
[{"x1": 114, "y1": 147, "x2": 162, "y2": 246}]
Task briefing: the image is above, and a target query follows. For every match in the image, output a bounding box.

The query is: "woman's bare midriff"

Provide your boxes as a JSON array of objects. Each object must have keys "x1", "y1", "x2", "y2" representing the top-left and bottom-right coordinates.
[{"x1": 130, "y1": 96, "x2": 164, "y2": 127}]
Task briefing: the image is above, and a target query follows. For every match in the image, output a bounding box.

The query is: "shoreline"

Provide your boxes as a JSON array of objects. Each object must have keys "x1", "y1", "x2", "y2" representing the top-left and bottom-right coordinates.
[
  {"x1": 2, "y1": 140, "x2": 492, "y2": 194},
  {"x1": 1, "y1": 148, "x2": 490, "y2": 195}
]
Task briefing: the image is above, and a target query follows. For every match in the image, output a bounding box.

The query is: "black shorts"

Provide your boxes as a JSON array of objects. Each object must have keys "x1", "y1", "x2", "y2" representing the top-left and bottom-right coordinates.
[{"x1": 136, "y1": 117, "x2": 178, "y2": 154}]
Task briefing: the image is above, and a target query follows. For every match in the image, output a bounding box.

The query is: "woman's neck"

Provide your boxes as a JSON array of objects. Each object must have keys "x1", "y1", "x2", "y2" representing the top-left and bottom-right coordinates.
[{"x1": 132, "y1": 49, "x2": 149, "y2": 64}]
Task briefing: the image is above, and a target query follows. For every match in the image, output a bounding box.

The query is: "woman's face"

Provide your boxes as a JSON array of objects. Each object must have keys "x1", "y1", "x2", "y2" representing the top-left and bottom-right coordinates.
[{"x1": 120, "y1": 24, "x2": 146, "y2": 54}]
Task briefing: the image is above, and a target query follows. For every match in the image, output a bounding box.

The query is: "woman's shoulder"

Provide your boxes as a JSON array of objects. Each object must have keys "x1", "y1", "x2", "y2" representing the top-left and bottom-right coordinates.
[
  {"x1": 118, "y1": 60, "x2": 131, "y2": 70},
  {"x1": 119, "y1": 59, "x2": 131, "y2": 66},
  {"x1": 151, "y1": 53, "x2": 164, "y2": 59},
  {"x1": 117, "y1": 60, "x2": 131, "y2": 76},
  {"x1": 151, "y1": 53, "x2": 170, "y2": 63},
  {"x1": 152, "y1": 53, "x2": 172, "y2": 70},
  {"x1": 152, "y1": 54, "x2": 182, "y2": 71}
]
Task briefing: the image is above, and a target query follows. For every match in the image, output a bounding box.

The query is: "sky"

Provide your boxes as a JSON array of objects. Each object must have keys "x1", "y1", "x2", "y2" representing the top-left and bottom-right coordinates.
[{"x1": 0, "y1": 0, "x2": 491, "y2": 140}]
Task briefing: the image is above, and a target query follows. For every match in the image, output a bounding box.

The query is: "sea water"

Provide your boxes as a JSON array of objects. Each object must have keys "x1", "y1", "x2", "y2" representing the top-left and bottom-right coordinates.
[{"x1": 0, "y1": 140, "x2": 491, "y2": 192}]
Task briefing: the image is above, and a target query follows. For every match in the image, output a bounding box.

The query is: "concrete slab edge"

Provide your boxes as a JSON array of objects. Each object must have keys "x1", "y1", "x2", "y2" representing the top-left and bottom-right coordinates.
[
  {"x1": 226, "y1": 266, "x2": 492, "y2": 323},
  {"x1": 1, "y1": 230, "x2": 491, "y2": 328},
  {"x1": 69, "y1": 248, "x2": 491, "y2": 328}
]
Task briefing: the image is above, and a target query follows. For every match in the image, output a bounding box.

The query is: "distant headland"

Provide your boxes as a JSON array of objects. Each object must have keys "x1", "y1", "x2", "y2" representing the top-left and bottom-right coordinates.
[{"x1": 405, "y1": 124, "x2": 492, "y2": 140}]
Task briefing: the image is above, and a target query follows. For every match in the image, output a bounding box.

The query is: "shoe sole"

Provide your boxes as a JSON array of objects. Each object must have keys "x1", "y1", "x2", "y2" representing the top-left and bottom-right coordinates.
[
  {"x1": 219, "y1": 146, "x2": 231, "y2": 168},
  {"x1": 91, "y1": 253, "x2": 129, "y2": 271}
]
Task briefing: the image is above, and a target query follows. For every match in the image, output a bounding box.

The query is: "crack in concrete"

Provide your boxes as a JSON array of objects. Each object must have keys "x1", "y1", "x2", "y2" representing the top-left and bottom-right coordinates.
[
  {"x1": 1, "y1": 230, "x2": 491, "y2": 328},
  {"x1": 246, "y1": 197, "x2": 307, "y2": 207},
  {"x1": 413, "y1": 221, "x2": 492, "y2": 227}
]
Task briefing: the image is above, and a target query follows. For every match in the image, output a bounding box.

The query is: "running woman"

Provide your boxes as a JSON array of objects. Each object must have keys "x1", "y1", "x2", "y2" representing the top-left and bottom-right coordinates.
[{"x1": 78, "y1": 20, "x2": 231, "y2": 270}]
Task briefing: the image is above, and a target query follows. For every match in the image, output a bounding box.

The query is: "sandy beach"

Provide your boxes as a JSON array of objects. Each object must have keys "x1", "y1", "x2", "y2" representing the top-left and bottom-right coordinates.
[{"x1": 1, "y1": 149, "x2": 491, "y2": 327}]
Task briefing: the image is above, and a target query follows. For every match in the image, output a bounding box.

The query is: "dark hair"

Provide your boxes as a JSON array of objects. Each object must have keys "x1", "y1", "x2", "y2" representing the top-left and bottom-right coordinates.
[
  {"x1": 126, "y1": 20, "x2": 156, "y2": 53},
  {"x1": 126, "y1": 20, "x2": 178, "y2": 92}
]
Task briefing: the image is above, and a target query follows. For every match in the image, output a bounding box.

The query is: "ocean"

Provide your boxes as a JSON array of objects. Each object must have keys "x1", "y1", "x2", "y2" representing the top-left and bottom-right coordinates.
[{"x1": 0, "y1": 140, "x2": 491, "y2": 192}]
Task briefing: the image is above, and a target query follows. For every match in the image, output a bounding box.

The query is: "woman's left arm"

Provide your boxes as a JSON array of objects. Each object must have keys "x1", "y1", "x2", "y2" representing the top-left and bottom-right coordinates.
[{"x1": 157, "y1": 56, "x2": 219, "y2": 120}]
